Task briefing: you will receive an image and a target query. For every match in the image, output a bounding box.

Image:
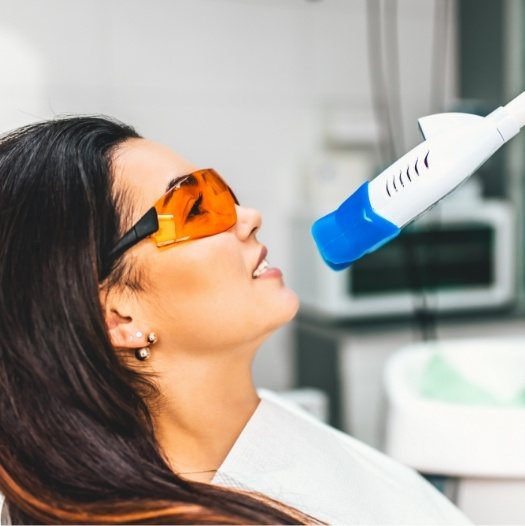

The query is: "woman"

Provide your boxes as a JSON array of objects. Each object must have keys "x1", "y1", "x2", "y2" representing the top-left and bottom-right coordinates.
[{"x1": 0, "y1": 117, "x2": 469, "y2": 524}]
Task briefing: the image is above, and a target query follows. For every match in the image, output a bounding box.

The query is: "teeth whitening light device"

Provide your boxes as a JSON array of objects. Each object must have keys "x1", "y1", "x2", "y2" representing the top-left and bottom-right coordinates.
[{"x1": 312, "y1": 92, "x2": 525, "y2": 270}]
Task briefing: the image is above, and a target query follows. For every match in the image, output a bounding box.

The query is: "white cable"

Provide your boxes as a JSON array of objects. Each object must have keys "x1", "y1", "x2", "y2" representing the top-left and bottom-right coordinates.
[{"x1": 504, "y1": 91, "x2": 525, "y2": 129}]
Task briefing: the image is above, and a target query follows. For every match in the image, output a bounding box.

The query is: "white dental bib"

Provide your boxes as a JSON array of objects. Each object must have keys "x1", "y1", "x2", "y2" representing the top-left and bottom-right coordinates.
[{"x1": 212, "y1": 389, "x2": 471, "y2": 525}]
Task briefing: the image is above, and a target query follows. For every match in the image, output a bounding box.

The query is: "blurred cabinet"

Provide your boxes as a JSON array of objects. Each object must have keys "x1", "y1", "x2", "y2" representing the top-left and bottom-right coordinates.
[{"x1": 294, "y1": 312, "x2": 525, "y2": 449}]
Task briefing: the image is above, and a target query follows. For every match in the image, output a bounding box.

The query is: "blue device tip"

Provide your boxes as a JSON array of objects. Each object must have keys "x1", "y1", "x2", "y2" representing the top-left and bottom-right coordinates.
[
  {"x1": 311, "y1": 182, "x2": 401, "y2": 270},
  {"x1": 311, "y1": 212, "x2": 356, "y2": 270}
]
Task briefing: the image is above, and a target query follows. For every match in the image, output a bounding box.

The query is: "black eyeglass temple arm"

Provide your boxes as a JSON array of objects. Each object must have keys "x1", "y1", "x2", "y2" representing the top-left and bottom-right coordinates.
[{"x1": 102, "y1": 207, "x2": 159, "y2": 275}]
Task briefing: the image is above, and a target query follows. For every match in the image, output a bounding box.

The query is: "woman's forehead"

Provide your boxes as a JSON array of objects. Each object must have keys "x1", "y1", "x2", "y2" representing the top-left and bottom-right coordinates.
[{"x1": 112, "y1": 138, "x2": 198, "y2": 206}]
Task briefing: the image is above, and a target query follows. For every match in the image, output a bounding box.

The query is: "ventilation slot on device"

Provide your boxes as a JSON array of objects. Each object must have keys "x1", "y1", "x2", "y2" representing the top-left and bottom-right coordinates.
[
  {"x1": 385, "y1": 151, "x2": 430, "y2": 198},
  {"x1": 412, "y1": 150, "x2": 431, "y2": 176}
]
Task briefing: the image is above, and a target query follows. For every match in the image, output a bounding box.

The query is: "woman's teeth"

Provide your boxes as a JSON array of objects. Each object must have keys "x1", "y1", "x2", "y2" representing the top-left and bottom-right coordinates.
[{"x1": 252, "y1": 259, "x2": 269, "y2": 278}]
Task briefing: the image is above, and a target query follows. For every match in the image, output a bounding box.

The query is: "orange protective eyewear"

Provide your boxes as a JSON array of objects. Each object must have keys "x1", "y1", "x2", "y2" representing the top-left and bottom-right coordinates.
[{"x1": 103, "y1": 168, "x2": 238, "y2": 275}]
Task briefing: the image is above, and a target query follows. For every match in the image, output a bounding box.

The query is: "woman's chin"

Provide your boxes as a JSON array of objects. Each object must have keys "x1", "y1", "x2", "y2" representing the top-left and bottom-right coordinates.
[
  {"x1": 271, "y1": 287, "x2": 301, "y2": 327},
  {"x1": 286, "y1": 289, "x2": 301, "y2": 320}
]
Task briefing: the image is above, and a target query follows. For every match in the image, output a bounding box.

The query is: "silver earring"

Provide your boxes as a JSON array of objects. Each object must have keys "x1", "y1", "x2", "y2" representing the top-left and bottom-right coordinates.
[
  {"x1": 135, "y1": 347, "x2": 151, "y2": 361},
  {"x1": 134, "y1": 331, "x2": 158, "y2": 361}
]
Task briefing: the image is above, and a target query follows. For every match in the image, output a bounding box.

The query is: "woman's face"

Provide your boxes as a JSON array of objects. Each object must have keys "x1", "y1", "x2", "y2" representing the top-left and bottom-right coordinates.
[{"x1": 111, "y1": 138, "x2": 299, "y2": 357}]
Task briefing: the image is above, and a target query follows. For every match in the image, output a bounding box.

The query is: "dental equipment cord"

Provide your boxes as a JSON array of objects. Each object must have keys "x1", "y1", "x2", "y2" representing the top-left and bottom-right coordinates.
[
  {"x1": 366, "y1": 0, "x2": 455, "y2": 341},
  {"x1": 385, "y1": 0, "x2": 437, "y2": 341},
  {"x1": 430, "y1": 0, "x2": 451, "y2": 119},
  {"x1": 410, "y1": 0, "x2": 454, "y2": 341},
  {"x1": 366, "y1": 0, "x2": 396, "y2": 163},
  {"x1": 384, "y1": 0, "x2": 405, "y2": 158}
]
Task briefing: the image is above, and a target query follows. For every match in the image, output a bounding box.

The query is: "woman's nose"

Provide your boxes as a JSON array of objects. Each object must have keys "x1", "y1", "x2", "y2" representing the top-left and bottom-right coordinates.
[{"x1": 234, "y1": 205, "x2": 262, "y2": 240}]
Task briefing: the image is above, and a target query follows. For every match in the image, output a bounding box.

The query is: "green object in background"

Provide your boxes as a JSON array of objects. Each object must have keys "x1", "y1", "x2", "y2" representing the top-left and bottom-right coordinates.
[
  {"x1": 420, "y1": 354, "x2": 525, "y2": 407},
  {"x1": 514, "y1": 389, "x2": 525, "y2": 406}
]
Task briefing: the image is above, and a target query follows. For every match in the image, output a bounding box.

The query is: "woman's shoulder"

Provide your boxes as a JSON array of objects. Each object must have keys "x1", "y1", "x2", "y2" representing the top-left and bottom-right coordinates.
[
  {"x1": 214, "y1": 388, "x2": 471, "y2": 524},
  {"x1": 259, "y1": 388, "x2": 418, "y2": 470},
  {"x1": 256, "y1": 388, "x2": 417, "y2": 476},
  {"x1": 256, "y1": 388, "x2": 393, "y2": 461},
  {"x1": 256, "y1": 388, "x2": 449, "y2": 499}
]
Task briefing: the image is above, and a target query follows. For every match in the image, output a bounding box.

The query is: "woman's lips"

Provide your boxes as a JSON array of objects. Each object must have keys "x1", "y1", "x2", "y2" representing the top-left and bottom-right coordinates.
[
  {"x1": 251, "y1": 246, "x2": 283, "y2": 279},
  {"x1": 255, "y1": 267, "x2": 283, "y2": 280}
]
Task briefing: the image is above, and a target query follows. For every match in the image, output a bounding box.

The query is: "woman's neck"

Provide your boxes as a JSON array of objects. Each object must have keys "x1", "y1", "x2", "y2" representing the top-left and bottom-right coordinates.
[{"x1": 152, "y1": 348, "x2": 261, "y2": 481}]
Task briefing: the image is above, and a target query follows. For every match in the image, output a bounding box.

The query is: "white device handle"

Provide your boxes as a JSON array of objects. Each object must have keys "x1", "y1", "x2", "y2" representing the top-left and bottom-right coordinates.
[{"x1": 312, "y1": 91, "x2": 525, "y2": 270}]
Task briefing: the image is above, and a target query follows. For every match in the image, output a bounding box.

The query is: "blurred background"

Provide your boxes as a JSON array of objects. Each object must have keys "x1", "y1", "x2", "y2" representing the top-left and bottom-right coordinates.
[{"x1": 2, "y1": 0, "x2": 525, "y2": 522}]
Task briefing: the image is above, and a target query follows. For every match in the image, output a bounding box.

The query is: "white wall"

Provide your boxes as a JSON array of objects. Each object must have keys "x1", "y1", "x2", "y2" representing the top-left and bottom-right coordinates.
[{"x1": 0, "y1": 0, "x2": 457, "y2": 389}]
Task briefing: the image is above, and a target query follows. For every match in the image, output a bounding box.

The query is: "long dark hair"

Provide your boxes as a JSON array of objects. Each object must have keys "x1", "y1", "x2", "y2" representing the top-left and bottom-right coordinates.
[{"x1": 0, "y1": 117, "x2": 316, "y2": 524}]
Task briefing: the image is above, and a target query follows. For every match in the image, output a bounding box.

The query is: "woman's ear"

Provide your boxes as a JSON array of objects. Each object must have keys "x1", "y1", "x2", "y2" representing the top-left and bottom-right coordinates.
[
  {"x1": 105, "y1": 309, "x2": 144, "y2": 350},
  {"x1": 99, "y1": 288, "x2": 146, "y2": 350}
]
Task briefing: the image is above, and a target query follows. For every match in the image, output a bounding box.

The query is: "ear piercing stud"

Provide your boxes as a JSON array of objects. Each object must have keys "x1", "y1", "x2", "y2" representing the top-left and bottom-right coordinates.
[
  {"x1": 135, "y1": 347, "x2": 151, "y2": 361},
  {"x1": 134, "y1": 331, "x2": 159, "y2": 361}
]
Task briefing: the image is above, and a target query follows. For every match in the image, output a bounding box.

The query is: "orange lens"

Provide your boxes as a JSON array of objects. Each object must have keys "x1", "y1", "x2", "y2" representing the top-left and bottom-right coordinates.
[{"x1": 150, "y1": 169, "x2": 237, "y2": 247}]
